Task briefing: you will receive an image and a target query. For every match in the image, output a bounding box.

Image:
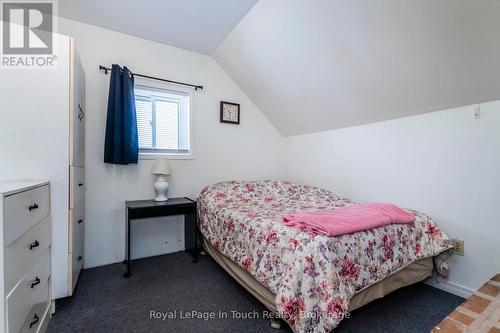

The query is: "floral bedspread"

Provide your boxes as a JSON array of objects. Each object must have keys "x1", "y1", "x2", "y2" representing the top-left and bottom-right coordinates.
[{"x1": 198, "y1": 181, "x2": 452, "y2": 333}]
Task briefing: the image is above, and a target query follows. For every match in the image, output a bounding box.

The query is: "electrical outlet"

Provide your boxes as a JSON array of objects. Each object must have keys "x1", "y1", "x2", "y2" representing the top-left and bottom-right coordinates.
[
  {"x1": 473, "y1": 105, "x2": 481, "y2": 119},
  {"x1": 452, "y1": 239, "x2": 465, "y2": 256}
]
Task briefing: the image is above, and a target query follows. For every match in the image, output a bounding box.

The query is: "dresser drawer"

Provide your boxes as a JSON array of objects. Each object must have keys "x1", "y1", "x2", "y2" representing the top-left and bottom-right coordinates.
[
  {"x1": 18, "y1": 300, "x2": 51, "y2": 333},
  {"x1": 69, "y1": 166, "x2": 85, "y2": 209},
  {"x1": 68, "y1": 251, "x2": 84, "y2": 294},
  {"x1": 6, "y1": 250, "x2": 50, "y2": 333},
  {"x1": 5, "y1": 217, "x2": 51, "y2": 293},
  {"x1": 69, "y1": 215, "x2": 84, "y2": 294},
  {"x1": 69, "y1": 207, "x2": 84, "y2": 294},
  {"x1": 69, "y1": 204, "x2": 84, "y2": 254},
  {"x1": 4, "y1": 185, "x2": 50, "y2": 247}
]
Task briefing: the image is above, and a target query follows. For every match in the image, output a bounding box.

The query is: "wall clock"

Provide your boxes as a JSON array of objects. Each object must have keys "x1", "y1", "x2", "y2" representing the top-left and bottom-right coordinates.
[{"x1": 220, "y1": 101, "x2": 240, "y2": 124}]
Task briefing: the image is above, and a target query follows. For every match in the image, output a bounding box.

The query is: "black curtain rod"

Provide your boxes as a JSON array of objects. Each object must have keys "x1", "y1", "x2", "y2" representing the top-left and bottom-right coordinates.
[{"x1": 99, "y1": 65, "x2": 203, "y2": 90}]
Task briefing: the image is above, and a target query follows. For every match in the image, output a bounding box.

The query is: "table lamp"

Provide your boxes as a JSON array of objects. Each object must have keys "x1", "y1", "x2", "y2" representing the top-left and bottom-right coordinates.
[{"x1": 152, "y1": 157, "x2": 171, "y2": 201}]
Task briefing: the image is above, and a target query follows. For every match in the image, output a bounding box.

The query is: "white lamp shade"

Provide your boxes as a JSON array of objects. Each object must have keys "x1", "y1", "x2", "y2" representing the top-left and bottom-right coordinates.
[{"x1": 152, "y1": 157, "x2": 171, "y2": 175}]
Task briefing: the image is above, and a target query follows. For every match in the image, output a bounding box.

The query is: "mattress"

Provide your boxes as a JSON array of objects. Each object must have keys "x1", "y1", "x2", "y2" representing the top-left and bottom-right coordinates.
[{"x1": 198, "y1": 181, "x2": 453, "y2": 333}]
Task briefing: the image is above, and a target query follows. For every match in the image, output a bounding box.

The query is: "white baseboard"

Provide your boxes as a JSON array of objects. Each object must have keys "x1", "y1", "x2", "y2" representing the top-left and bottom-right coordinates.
[{"x1": 425, "y1": 276, "x2": 473, "y2": 299}]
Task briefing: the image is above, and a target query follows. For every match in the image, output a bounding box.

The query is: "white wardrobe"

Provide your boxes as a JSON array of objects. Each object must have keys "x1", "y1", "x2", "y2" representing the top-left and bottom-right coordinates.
[{"x1": 0, "y1": 33, "x2": 86, "y2": 300}]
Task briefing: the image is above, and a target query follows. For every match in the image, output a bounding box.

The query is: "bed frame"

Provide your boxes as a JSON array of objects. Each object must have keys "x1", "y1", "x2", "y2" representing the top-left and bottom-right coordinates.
[{"x1": 201, "y1": 236, "x2": 433, "y2": 328}]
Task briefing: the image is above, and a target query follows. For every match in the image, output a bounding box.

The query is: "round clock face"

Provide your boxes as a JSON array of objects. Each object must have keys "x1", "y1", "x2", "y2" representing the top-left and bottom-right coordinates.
[{"x1": 223, "y1": 104, "x2": 239, "y2": 122}]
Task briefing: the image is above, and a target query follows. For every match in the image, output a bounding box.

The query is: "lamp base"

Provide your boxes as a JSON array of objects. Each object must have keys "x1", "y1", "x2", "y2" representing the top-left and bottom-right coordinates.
[{"x1": 153, "y1": 176, "x2": 169, "y2": 202}]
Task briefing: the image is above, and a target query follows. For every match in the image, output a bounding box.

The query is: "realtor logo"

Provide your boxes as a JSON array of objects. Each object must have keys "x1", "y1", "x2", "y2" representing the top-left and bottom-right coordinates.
[
  {"x1": 1, "y1": 0, "x2": 57, "y2": 68},
  {"x1": 2, "y1": 2, "x2": 52, "y2": 54}
]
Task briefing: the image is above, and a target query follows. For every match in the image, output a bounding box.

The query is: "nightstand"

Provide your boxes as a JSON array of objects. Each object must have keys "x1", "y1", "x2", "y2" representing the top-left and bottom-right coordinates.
[{"x1": 124, "y1": 197, "x2": 197, "y2": 277}]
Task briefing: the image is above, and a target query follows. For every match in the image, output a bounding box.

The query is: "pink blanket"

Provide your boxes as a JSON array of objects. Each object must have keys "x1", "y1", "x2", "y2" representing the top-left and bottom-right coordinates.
[{"x1": 282, "y1": 203, "x2": 415, "y2": 236}]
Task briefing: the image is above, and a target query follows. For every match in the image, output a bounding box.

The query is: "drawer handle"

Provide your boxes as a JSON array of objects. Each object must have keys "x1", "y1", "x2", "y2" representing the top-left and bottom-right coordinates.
[
  {"x1": 29, "y1": 313, "x2": 39, "y2": 328},
  {"x1": 78, "y1": 255, "x2": 83, "y2": 262},
  {"x1": 29, "y1": 240, "x2": 40, "y2": 250},
  {"x1": 28, "y1": 203, "x2": 39, "y2": 211},
  {"x1": 78, "y1": 219, "x2": 83, "y2": 224},
  {"x1": 78, "y1": 183, "x2": 84, "y2": 187},
  {"x1": 31, "y1": 276, "x2": 41, "y2": 288}
]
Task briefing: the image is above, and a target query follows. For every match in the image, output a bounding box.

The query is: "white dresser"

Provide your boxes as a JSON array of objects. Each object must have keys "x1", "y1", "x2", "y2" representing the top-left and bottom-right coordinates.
[
  {"x1": 0, "y1": 33, "x2": 86, "y2": 300},
  {"x1": 0, "y1": 181, "x2": 51, "y2": 333}
]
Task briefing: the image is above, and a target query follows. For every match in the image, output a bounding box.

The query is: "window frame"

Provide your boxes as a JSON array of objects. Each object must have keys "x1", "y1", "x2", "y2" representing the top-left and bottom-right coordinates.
[{"x1": 134, "y1": 78, "x2": 194, "y2": 160}]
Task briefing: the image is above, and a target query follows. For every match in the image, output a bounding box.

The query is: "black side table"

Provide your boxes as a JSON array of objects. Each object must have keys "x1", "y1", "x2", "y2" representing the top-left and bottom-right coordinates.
[{"x1": 124, "y1": 197, "x2": 198, "y2": 277}]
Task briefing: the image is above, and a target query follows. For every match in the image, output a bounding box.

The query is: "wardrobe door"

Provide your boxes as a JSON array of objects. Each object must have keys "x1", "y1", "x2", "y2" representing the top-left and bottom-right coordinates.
[{"x1": 70, "y1": 40, "x2": 86, "y2": 168}]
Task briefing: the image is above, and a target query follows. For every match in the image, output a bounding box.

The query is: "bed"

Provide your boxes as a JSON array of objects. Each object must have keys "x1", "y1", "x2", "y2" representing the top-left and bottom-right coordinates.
[{"x1": 198, "y1": 181, "x2": 453, "y2": 333}]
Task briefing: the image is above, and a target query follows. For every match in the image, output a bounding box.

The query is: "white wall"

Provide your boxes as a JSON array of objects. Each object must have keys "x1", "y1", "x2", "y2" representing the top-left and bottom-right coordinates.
[
  {"x1": 58, "y1": 19, "x2": 284, "y2": 269},
  {"x1": 285, "y1": 100, "x2": 500, "y2": 291}
]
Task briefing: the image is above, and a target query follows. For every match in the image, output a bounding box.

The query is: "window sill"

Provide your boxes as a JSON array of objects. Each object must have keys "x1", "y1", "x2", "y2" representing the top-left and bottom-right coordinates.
[{"x1": 139, "y1": 152, "x2": 194, "y2": 160}]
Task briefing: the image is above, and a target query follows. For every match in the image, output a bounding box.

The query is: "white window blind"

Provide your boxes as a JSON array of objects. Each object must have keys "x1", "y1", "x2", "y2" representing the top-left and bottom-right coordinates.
[
  {"x1": 155, "y1": 99, "x2": 179, "y2": 150},
  {"x1": 136, "y1": 97, "x2": 153, "y2": 149},
  {"x1": 134, "y1": 85, "x2": 191, "y2": 156}
]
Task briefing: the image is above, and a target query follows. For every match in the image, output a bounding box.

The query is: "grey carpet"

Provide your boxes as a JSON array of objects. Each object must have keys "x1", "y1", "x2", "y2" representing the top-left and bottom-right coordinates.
[{"x1": 48, "y1": 252, "x2": 464, "y2": 333}]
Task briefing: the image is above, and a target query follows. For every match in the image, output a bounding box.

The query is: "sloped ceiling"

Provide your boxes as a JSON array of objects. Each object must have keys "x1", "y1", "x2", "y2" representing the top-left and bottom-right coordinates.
[
  {"x1": 59, "y1": 0, "x2": 257, "y2": 54},
  {"x1": 214, "y1": 0, "x2": 500, "y2": 136}
]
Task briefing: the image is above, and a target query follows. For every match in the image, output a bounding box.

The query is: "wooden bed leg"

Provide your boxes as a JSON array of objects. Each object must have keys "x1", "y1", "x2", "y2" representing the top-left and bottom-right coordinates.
[{"x1": 270, "y1": 318, "x2": 281, "y2": 329}]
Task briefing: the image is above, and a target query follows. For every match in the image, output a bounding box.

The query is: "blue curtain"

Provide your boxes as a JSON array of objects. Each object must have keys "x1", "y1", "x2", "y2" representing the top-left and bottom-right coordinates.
[{"x1": 104, "y1": 64, "x2": 139, "y2": 164}]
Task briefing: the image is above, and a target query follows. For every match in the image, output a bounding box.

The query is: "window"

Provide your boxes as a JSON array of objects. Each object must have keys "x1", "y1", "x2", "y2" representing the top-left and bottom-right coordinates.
[{"x1": 135, "y1": 85, "x2": 191, "y2": 157}]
